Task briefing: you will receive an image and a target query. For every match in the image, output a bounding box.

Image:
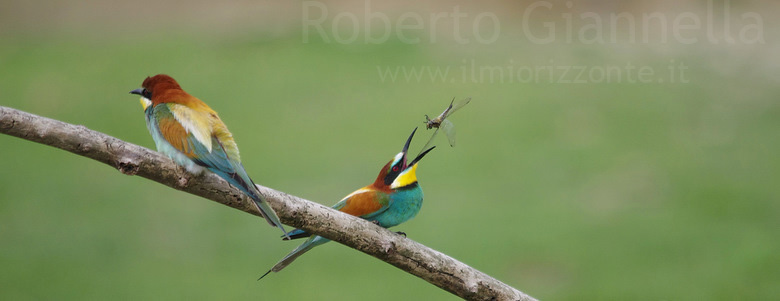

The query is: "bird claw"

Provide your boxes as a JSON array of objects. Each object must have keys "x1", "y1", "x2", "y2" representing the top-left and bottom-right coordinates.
[
  {"x1": 371, "y1": 220, "x2": 381, "y2": 226},
  {"x1": 395, "y1": 231, "x2": 407, "y2": 238}
]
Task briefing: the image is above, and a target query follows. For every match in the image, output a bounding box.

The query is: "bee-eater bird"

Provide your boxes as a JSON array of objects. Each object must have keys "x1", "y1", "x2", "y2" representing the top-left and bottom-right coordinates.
[
  {"x1": 129, "y1": 74, "x2": 287, "y2": 237},
  {"x1": 259, "y1": 128, "x2": 435, "y2": 279}
]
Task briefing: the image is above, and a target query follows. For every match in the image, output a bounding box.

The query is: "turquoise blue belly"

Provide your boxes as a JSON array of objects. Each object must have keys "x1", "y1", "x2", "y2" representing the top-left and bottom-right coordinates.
[{"x1": 373, "y1": 185, "x2": 423, "y2": 228}]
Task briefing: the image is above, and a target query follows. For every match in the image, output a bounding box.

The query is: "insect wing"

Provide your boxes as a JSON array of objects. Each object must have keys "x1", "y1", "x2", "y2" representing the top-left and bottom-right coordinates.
[
  {"x1": 443, "y1": 97, "x2": 471, "y2": 119},
  {"x1": 418, "y1": 127, "x2": 440, "y2": 157},
  {"x1": 441, "y1": 119, "x2": 456, "y2": 147}
]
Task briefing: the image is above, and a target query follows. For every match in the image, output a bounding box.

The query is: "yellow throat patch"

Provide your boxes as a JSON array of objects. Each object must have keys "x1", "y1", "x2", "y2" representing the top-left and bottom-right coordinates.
[
  {"x1": 139, "y1": 97, "x2": 152, "y2": 111},
  {"x1": 391, "y1": 163, "x2": 418, "y2": 189}
]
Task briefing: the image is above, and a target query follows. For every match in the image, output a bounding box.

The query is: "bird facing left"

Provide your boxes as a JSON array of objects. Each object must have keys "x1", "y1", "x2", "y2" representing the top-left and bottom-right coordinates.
[{"x1": 129, "y1": 74, "x2": 287, "y2": 237}]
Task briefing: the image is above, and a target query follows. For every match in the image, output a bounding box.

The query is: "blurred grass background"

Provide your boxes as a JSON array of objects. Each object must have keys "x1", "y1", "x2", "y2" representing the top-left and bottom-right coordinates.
[{"x1": 1, "y1": 1, "x2": 778, "y2": 299}]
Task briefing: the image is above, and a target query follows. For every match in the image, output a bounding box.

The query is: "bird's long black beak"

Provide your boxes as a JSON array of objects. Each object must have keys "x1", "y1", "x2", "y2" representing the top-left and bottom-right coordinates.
[
  {"x1": 129, "y1": 88, "x2": 144, "y2": 95},
  {"x1": 400, "y1": 127, "x2": 417, "y2": 168},
  {"x1": 402, "y1": 127, "x2": 417, "y2": 154},
  {"x1": 400, "y1": 127, "x2": 434, "y2": 168},
  {"x1": 409, "y1": 146, "x2": 435, "y2": 167}
]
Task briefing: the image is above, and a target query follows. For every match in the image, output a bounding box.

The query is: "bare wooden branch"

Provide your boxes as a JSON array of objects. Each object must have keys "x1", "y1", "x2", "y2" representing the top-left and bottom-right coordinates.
[{"x1": 0, "y1": 105, "x2": 535, "y2": 301}]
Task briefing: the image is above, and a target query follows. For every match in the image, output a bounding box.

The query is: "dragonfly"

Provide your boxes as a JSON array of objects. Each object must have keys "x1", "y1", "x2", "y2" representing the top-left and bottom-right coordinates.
[{"x1": 419, "y1": 97, "x2": 472, "y2": 154}]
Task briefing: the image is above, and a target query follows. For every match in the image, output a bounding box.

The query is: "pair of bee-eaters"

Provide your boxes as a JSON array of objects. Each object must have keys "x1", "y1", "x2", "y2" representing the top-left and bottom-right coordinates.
[{"x1": 129, "y1": 74, "x2": 434, "y2": 277}]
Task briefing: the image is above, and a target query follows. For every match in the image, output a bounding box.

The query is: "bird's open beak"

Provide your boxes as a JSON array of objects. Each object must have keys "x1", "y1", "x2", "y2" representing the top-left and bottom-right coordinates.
[
  {"x1": 409, "y1": 146, "x2": 435, "y2": 167},
  {"x1": 400, "y1": 127, "x2": 435, "y2": 169},
  {"x1": 400, "y1": 127, "x2": 416, "y2": 169}
]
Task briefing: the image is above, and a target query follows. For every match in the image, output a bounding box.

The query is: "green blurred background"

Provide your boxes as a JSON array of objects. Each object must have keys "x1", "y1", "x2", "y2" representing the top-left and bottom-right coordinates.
[{"x1": 1, "y1": 1, "x2": 778, "y2": 299}]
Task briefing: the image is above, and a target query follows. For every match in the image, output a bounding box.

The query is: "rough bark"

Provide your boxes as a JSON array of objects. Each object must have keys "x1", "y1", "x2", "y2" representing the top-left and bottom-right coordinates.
[{"x1": 0, "y1": 106, "x2": 535, "y2": 301}]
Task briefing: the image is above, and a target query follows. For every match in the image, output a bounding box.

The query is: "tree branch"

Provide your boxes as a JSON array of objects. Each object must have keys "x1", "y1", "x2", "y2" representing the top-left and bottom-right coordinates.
[{"x1": 0, "y1": 106, "x2": 535, "y2": 301}]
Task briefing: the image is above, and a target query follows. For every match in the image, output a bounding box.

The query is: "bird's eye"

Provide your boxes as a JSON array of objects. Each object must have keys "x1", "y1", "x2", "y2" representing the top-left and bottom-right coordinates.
[{"x1": 392, "y1": 166, "x2": 399, "y2": 172}]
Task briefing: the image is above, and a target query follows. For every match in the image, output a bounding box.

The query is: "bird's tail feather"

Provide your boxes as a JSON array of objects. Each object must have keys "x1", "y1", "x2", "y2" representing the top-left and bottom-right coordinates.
[
  {"x1": 282, "y1": 228, "x2": 312, "y2": 240},
  {"x1": 213, "y1": 168, "x2": 288, "y2": 238},
  {"x1": 251, "y1": 193, "x2": 287, "y2": 234},
  {"x1": 243, "y1": 183, "x2": 288, "y2": 238},
  {"x1": 258, "y1": 236, "x2": 330, "y2": 280}
]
